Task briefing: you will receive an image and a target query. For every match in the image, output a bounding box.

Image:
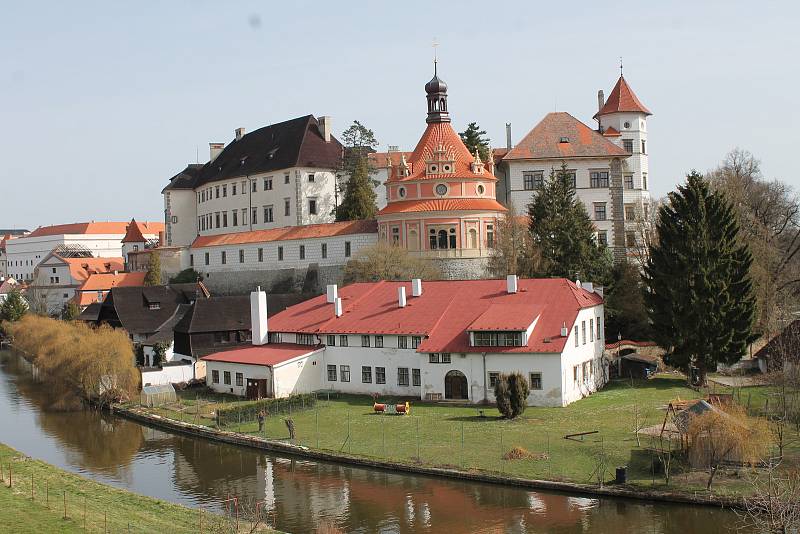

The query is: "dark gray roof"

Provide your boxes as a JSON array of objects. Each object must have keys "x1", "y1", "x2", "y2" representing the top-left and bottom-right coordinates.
[
  {"x1": 77, "y1": 301, "x2": 102, "y2": 322},
  {"x1": 174, "y1": 293, "x2": 309, "y2": 334},
  {"x1": 143, "y1": 304, "x2": 192, "y2": 344},
  {"x1": 99, "y1": 283, "x2": 208, "y2": 335},
  {"x1": 164, "y1": 115, "x2": 342, "y2": 191}
]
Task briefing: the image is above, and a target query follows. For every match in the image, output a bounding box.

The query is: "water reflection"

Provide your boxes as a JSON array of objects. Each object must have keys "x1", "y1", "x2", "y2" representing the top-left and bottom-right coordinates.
[{"x1": 0, "y1": 351, "x2": 746, "y2": 533}]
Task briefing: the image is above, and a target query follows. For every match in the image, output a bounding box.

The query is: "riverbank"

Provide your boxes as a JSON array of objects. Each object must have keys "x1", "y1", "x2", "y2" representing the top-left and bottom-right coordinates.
[{"x1": 0, "y1": 443, "x2": 277, "y2": 533}]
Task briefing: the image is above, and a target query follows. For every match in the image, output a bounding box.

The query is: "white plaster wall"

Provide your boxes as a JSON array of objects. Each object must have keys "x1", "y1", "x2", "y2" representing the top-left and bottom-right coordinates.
[
  {"x1": 560, "y1": 304, "x2": 606, "y2": 406},
  {"x1": 272, "y1": 350, "x2": 323, "y2": 397},
  {"x1": 164, "y1": 189, "x2": 198, "y2": 247},
  {"x1": 140, "y1": 364, "x2": 196, "y2": 386},
  {"x1": 205, "y1": 361, "x2": 272, "y2": 396}
]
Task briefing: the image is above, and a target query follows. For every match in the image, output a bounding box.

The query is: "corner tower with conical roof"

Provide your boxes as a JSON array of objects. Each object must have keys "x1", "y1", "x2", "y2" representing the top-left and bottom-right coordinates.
[{"x1": 376, "y1": 64, "x2": 507, "y2": 279}]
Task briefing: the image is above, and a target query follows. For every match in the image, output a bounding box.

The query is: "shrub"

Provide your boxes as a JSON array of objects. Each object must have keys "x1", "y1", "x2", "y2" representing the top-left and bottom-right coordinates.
[{"x1": 494, "y1": 372, "x2": 530, "y2": 419}]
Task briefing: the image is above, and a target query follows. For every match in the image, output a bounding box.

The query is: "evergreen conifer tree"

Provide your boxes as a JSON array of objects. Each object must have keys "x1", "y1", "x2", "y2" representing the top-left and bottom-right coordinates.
[
  {"x1": 144, "y1": 251, "x2": 161, "y2": 286},
  {"x1": 459, "y1": 122, "x2": 490, "y2": 161},
  {"x1": 0, "y1": 288, "x2": 28, "y2": 325},
  {"x1": 336, "y1": 156, "x2": 378, "y2": 221},
  {"x1": 528, "y1": 163, "x2": 612, "y2": 283},
  {"x1": 643, "y1": 171, "x2": 756, "y2": 385}
]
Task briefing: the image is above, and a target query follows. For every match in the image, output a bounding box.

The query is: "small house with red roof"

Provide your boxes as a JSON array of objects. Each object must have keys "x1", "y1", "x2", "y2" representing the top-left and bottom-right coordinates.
[
  {"x1": 497, "y1": 73, "x2": 652, "y2": 263},
  {"x1": 202, "y1": 276, "x2": 606, "y2": 406}
]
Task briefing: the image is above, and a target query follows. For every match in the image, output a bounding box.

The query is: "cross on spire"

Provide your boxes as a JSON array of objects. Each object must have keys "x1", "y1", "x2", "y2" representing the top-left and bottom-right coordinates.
[
  {"x1": 619, "y1": 56, "x2": 623, "y2": 77},
  {"x1": 432, "y1": 38, "x2": 439, "y2": 74}
]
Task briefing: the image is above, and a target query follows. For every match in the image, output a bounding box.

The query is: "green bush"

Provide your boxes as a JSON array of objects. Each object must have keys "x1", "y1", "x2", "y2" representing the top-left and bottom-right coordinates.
[{"x1": 494, "y1": 372, "x2": 530, "y2": 419}]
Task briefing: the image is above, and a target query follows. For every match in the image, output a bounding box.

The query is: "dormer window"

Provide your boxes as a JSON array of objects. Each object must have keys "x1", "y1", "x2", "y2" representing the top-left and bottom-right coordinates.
[
  {"x1": 473, "y1": 331, "x2": 524, "y2": 347},
  {"x1": 559, "y1": 136, "x2": 570, "y2": 143},
  {"x1": 148, "y1": 303, "x2": 160, "y2": 310},
  {"x1": 428, "y1": 163, "x2": 438, "y2": 174},
  {"x1": 442, "y1": 163, "x2": 451, "y2": 172}
]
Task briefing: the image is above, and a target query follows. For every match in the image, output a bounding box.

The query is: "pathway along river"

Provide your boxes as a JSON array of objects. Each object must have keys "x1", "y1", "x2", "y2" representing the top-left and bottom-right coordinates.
[{"x1": 0, "y1": 351, "x2": 746, "y2": 533}]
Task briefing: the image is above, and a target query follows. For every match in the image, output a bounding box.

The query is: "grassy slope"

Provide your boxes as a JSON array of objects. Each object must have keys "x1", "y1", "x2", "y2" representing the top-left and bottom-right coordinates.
[
  {"x1": 0, "y1": 443, "x2": 236, "y2": 533},
  {"x1": 152, "y1": 374, "x2": 800, "y2": 495}
]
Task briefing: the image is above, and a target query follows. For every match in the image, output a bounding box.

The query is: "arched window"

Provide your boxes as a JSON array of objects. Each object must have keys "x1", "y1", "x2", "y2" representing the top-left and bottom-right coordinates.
[
  {"x1": 438, "y1": 230, "x2": 448, "y2": 249},
  {"x1": 408, "y1": 229, "x2": 419, "y2": 251},
  {"x1": 429, "y1": 229, "x2": 437, "y2": 250},
  {"x1": 468, "y1": 228, "x2": 478, "y2": 249},
  {"x1": 448, "y1": 228, "x2": 456, "y2": 249}
]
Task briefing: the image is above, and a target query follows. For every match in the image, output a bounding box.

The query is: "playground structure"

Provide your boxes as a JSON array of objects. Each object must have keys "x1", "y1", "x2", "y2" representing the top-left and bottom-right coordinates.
[{"x1": 373, "y1": 402, "x2": 411, "y2": 415}]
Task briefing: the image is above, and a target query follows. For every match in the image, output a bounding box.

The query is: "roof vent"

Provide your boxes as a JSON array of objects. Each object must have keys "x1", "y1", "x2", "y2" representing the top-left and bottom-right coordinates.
[
  {"x1": 411, "y1": 278, "x2": 422, "y2": 297},
  {"x1": 398, "y1": 286, "x2": 407, "y2": 308},
  {"x1": 334, "y1": 297, "x2": 343, "y2": 317},
  {"x1": 581, "y1": 281, "x2": 594, "y2": 293},
  {"x1": 506, "y1": 274, "x2": 518, "y2": 294},
  {"x1": 235, "y1": 127, "x2": 246, "y2": 141},
  {"x1": 559, "y1": 136, "x2": 570, "y2": 143},
  {"x1": 560, "y1": 322, "x2": 569, "y2": 337},
  {"x1": 326, "y1": 284, "x2": 338, "y2": 303},
  {"x1": 575, "y1": 279, "x2": 581, "y2": 288}
]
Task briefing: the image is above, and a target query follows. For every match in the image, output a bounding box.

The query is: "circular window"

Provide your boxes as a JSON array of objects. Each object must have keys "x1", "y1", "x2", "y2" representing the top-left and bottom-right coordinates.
[
  {"x1": 430, "y1": 164, "x2": 438, "y2": 173},
  {"x1": 398, "y1": 187, "x2": 406, "y2": 198},
  {"x1": 435, "y1": 184, "x2": 448, "y2": 196},
  {"x1": 623, "y1": 121, "x2": 631, "y2": 129},
  {"x1": 477, "y1": 184, "x2": 485, "y2": 195},
  {"x1": 443, "y1": 164, "x2": 451, "y2": 172}
]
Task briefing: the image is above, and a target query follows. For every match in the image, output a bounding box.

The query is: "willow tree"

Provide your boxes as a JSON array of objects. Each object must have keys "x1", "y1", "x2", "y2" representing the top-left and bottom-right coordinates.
[{"x1": 643, "y1": 171, "x2": 756, "y2": 385}]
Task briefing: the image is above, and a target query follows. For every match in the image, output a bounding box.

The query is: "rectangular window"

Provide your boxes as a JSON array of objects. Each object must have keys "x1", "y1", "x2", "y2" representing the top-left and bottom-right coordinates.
[
  {"x1": 376, "y1": 367, "x2": 386, "y2": 384},
  {"x1": 190, "y1": 254, "x2": 194, "y2": 267},
  {"x1": 321, "y1": 243, "x2": 327, "y2": 259},
  {"x1": 593, "y1": 203, "x2": 607, "y2": 221},
  {"x1": 340, "y1": 365, "x2": 351, "y2": 382},
  {"x1": 205, "y1": 252, "x2": 209, "y2": 266},
  {"x1": 252, "y1": 181, "x2": 257, "y2": 193},
  {"x1": 597, "y1": 317, "x2": 602, "y2": 340},
  {"x1": 284, "y1": 173, "x2": 290, "y2": 184},
  {"x1": 258, "y1": 248, "x2": 263, "y2": 262},
  {"x1": 564, "y1": 170, "x2": 577, "y2": 188},
  {"x1": 589, "y1": 319, "x2": 594, "y2": 342},
  {"x1": 309, "y1": 199, "x2": 317, "y2": 215},
  {"x1": 339, "y1": 335, "x2": 348, "y2": 347},
  {"x1": 411, "y1": 336, "x2": 421, "y2": 349},
  {"x1": 233, "y1": 211, "x2": 238, "y2": 226},
  {"x1": 264, "y1": 178, "x2": 272, "y2": 191},
  {"x1": 241, "y1": 180, "x2": 246, "y2": 194},
  {"x1": 241, "y1": 209, "x2": 247, "y2": 226},
  {"x1": 269, "y1": 332, "x2": 282, "y2": 343},
  {"x1": 590, "y1": 171, "x2": 609, "y2": 188},
  {"x1": 398, "y1": 336, "x2": 408, "y2": 349},
  {"x1": 221, "y1": 251, "x2": 226, "y2": 264},
  {"x1": 212, "y1": 370, "x2": 219, "y2": 384},
  {"x1": 284, "y1": 198, "x2": 291, "y2": 217},
  {"x1": 297, "y1": 333, "x2": 316, "y2": 345},
  {"x1": 530, "y1": 372, "x2": 542, "y2": 390},
  {"x1": 251, "y1": 208, "x2": 257, "y2": 225},
  {"x1": 625, "y1": 205, "x2": 636, "y2": 221},
  {"x1": 626, "y1": 231, "x2": 637, "y2": 247},
  {"x1": 232, "y1": 184, "x2": 237, "y2": 195},
  {"x1": 472, "y1": 331, "x2": 524, "y2": 347},
  {"x1": 412, "y1": 368, "x2": 421, "y2": 387},
  {"x1": 278, "y1": 246, "x2": 283, "y2": 261},
  {"x1": 215, "y1": 186, "x2": 220, "y2": 198},
  {"x1": 308, "y1": 173, "x2": 315, "y2": 182},
  {"x1": 582, "y1": 321, "x2": 586, "y2": 344},
  {"x1": 264, "y1": 205, "x2": 274, "y2": 223},
  {"x1": 487, "y1": 224, "x2": 494, "y2": 248},
  {"x1": 327, "y1": 365, "x2": 337, "y2": 382},
  {"x1": 327, "y1": 335, "x2": 336, "y2": 346},
  {"x1": 641, "y1": 140, "x2": 646, "y2": 154},
  {"x1": 223, "y1": 371, "x2": 231, "y2": 385},
  {"x1": 573, "y1": 365, "x2": 579, "y2": 384},
  {"x1": 362, "y1": 366, "x2": 372, "y2": 383},
  {"x1": 361, "y1": 335, "x2": 370, "y2": 347},
  {"x1": 299, "y1": 245, "x2": 305, "y2": 260},
  {"x1": 235, "y1": 372, "x2": 243, "y2": 386},
  {"x1": 239, "y1": 249, "x2": 245, "y2": 263},
  {"x1": 215, "y1": 212, "x2": 221, "y2": 228},
  {"x1": 222, "y1": 185, "x2": 227, "y2": 197},
  {"x1": 488, "y1": 372, "x2": 500, "y2": 388},
  {"x1": 375, "y1": 335, "x2": 383, "y2": 348},
  {"x1": 441, "y1": 353, "x2": 451, "y2": 363},
  {"x1": 642, "y1": 173, "x2": 648, "y2": 190},
  {"x1": 624, "y1": 174, "x2": 634, "y2": 190},
  {"x1": 574, "y1": 325, "x2": 579, "y2": 347},
  {"x1": 523, "y1": 171, "x2": 543, "y2": 190},
  {"x1": 345, "y1": 241, "x2": 351, "y2": 257},
  {"x1": 623, "y1": 139, "x2": 634, "y2": 153},
  {"x1": 429, "y1": 353, "x2": 440, "y2": 364},
  {"x1": 397, "y1": 367, "x2": 409, "y2": 387},
  {"x1": 597, "y1": 231, "x2": 608, "y2": 247}
]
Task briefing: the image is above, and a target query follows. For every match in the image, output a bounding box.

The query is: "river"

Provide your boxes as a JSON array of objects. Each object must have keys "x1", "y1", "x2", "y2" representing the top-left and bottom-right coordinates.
[{"x1": 0, "y1": 350, "x2": 745, "y2": 533}]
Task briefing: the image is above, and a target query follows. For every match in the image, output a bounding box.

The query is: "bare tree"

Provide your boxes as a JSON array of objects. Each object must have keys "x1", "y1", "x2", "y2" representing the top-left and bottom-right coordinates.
[
  {"x1": 737, "y1": 466, "x2": 800, "y2": 533},
  {"x1": 486, "y1": 204, "x2": 542, "y2": 278},
  {"x1": 627, "y1": 197, "x2": 664, "y2": 265}
]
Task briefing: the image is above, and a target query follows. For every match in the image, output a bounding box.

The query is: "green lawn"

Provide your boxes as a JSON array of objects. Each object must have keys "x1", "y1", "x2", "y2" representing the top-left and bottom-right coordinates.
[
  {"x1": 143, "y1": 374, "x2": 800, "y2": 495},
  {"x1": 0, "y1": 443, "x2": 276, "y2": 533}
]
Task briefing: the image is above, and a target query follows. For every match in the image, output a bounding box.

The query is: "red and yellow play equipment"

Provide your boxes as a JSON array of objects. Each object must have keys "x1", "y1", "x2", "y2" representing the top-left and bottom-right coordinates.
[{"x1": 373, "y1": 401, "x2": 411, "y2": 415}]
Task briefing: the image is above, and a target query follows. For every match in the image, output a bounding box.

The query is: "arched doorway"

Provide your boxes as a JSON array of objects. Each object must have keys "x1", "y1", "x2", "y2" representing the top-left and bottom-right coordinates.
[{"x1": 444, "y1": 370, "x2": 468, "y2": 400}]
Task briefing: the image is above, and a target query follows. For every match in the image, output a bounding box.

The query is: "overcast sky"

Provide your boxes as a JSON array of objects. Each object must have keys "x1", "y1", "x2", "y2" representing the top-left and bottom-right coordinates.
[{"x1": 2, "y1": 0, "x2": 797, "y2": 229}]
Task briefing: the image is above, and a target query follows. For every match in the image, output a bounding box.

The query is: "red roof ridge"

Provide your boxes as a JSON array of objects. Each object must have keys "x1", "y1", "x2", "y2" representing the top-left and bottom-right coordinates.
[
  {"x1": 594, "y1": 76, "x2": 651, "y2": 119},
  {"x1": 121, "y1": 219, "x2": 147, "y2": 243},
  {"x1": 191, "y1": 219, "x2": 377, "y2": 249}
]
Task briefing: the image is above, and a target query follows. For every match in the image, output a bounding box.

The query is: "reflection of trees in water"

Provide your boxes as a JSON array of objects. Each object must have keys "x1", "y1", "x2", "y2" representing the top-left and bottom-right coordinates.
[{"x1": 2, "y1": 351, "x2": 143, "y2": 478}]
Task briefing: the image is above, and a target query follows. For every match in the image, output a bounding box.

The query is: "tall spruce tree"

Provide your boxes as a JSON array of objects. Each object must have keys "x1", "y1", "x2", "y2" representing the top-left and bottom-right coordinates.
[
  {"x1": 643, "y1": 171, "x2": 756, "y2": 385},
  {"x1": 144, "y1": 251, "x2": 161, "y2": 286},
  {"x1": 459, "y1": 122, "x2": 491, "y2": 161},
  {"x1": 336, "y1": 156, "x2": 378, "y2": 221},
  {"x1": 0, "y1": 288, "x2": 28, "y2": 325},
  {"x1": 528, "y1": 163, "x2": 612, "y2": 283}
]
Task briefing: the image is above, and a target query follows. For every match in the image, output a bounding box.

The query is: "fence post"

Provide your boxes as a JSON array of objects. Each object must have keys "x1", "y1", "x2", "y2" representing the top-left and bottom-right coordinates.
[
  {"x1": 416, "y1": 417, "x2": 420, "y2": 461},
  {"x1": 347, "y1": 410, "x2": 351, "y2": 454},
  {"x1": 382, "y1": 416, "x2": 386, "y2": 458},
  {"x1": 46, "y1": 479, "x2": 49, "y2": 508},
  {"x1": 316, "y1": 405, "x2": 319, "y2": 448},
  {"x1": 500, "y1": 430, "x2": 504, "y2": 474},
  {"x1": 83, "y1": 495, "x2": 86, "y2": 528},
  {"x1": 30, "y1": 473, "x2": 34, "y2": 501},
  {"x1": 460, "y1": 422, "x2": 464, "y2": 469},
  {"x1": 63, "y1": 491, "x2": 67, "y2": 520},
  {"x1": 8, "y1": 463, "x2": 11, "y2": 488}
]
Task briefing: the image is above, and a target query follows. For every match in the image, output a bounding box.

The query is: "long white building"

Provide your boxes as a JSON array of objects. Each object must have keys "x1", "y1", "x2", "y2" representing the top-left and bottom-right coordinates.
[{"x1": 202, "y1": 277, "x2": 606, "y2": 407}]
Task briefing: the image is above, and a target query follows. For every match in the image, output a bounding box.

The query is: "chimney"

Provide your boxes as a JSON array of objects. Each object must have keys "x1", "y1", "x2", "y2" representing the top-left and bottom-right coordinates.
[
  {"x1": 581, "y1": 281, "x2": 594, "y2": 293},
  {"x1": 398, "y1": 286, "x2": 407, "y2": 308},
  {"x1": 560, "y1": 322, "x2": 569, "y2": 338},
  {"x1": 113, "y1": 270, "x2": 118, "y2": 276},
  {"x1": 319, "y1": 116, "x2": 332, "y2": 143},
  {"x1": 597, "y1": 90, "x2": 605, "y2": 113},
  {"x1": 575, "y1": 279, "x2": 581, "y2": 288},
  {"x1": 250, "y1": 286, "x2": 268, "y2": 345},
  {"x1": 411, "y1": 278, "x2": 422, "y2": 297},
  {"x1": 326, "y1": 284, "x2": 338, "y2": 303},
  {"x1": 334, "y1": 297, "x2": 343, "y2": 317},
  {"x1": 505, "y1": 123, "x2": 512, "y2": 150},
  {"x1": 235, "y1": 127, "x2": 246, "y2": 141},
  {"x1": 506, "y1": 274, "x2": 518, "y2": 294},
  {"x1": 209, "y1": 142, "x2": 224, "y2": 162},
  {"x1": 158, "y1": 231, "x2": 165, "y2": 246}
]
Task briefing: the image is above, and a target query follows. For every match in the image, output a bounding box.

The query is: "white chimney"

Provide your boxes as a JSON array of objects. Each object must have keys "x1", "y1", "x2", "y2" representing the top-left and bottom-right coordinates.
[
  {"x1": 334, "y1": 297, "x2": 343, "y2": 317},
  {"x1": 506, "y1": 274, "x2": 518, "y2": 294},
  {"x1": 235, "y1": 127, "x2": 246, "y2": 141},
  {"x1": 319, "y1": 116, "x2": 332, "y2": 143},
  {"x1": 113, "y1": 270, "x2": 118, "y2": 276},
  {"x1": 560, "y1": 322, "x2": 569, "y2": 338},
  {"x1": 326, "y1": 284, "x2": 338, "y2": 303},
  {"x1": 250, "y1": 286, "x2": 268, "y2": 345},
  {"x1": 575, "y1": 279, "x2": 581, "y2": 288},
  {"x1": 411, "y1": 278, "x2": 423, "y2": 297},
  {"x1": 209, "y1": 142, "x2": 224, "y2": 162},
  {"x1": 597, "y1": 90, "x2": 605, "y2": 112},
  {"x1": 398, "y1": 286, "x2": 407, "y2": 308},
  {"x1": 581, "y1": 281, "x2": 594, "y2": 293}
]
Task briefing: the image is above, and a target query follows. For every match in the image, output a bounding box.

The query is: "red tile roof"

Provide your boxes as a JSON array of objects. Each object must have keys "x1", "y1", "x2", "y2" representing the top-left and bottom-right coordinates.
[
  {"x1": 78, "y1": 271, "x2": 147, "y2": 292},
  {"x1": 191, "y1": 220, "x2": 377, "y2": 248},
  {"x1": 594, "y1": 76, "x2": 651, "y2": 119},
  {"x1": 602, "y1": 126, "x2": 621, "y2": 137},
  {"x1": 121, "y1": 219, "x2": 148, "y2": 243},
  {"x1": 268, "y1": 278, "x2": 603, "y2": 354},
  {"x1": 387, "y1": 122, "x2": 497, "y2": 183},
  {"x1": 377, "y1": 198, "x2": 507, "y2": 215},
  {"x1": 368, "y1": 151, "x2": 412, "y2": 168},
  {"x1": 201, "y1": 343, "x2": 323, "y2": 366},
  {"x1": 0, "y1": 234, "x2": 14, "y2": 251},
  {"x1": 0, "y1": 278, "x2": 19, "y2": 295},
  {"x1": 26, "y1": 221, "x2": 164, "y2": 238},
  {"x1": 504, "y1": 113, "x2": 629, "y2": 161},
  {"x1": 61, "y1": 257, "x2": 125, "y2": 282}
]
